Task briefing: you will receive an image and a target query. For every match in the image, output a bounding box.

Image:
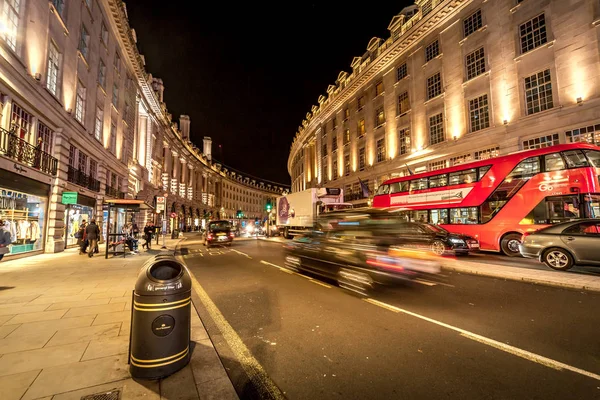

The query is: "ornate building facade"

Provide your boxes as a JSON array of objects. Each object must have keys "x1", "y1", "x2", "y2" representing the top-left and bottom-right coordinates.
[
  {"x1": 288, "y1": 0, "x2": 600, "y2": 206},
  {"x1": 0, "y1": 0, "x2": 286, "y2": 259}
]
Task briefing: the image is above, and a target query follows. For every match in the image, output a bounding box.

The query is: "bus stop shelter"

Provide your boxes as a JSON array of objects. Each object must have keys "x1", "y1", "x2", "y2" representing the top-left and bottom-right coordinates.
[{"x1": 103, "y1": 199, "x2": 153, "y2": 259}]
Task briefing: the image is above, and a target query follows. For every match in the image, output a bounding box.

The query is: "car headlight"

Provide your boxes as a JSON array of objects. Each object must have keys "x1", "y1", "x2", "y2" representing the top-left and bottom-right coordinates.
[{"x1": 449, "y1": 238, "x2": 465, "y2": 244}]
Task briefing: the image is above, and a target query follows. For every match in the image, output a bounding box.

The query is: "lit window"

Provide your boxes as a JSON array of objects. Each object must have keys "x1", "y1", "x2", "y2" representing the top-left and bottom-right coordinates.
[
  {"x1": 425, "y1": 40, "x2": 440, "y2": 62},
  {"x1": 78, "y1": 25, "x2": 90, "y2": 59},
  {"x1": 469, "y1": 94, "x2": 490, "y2": 132},
  {"x1": 78, "y1": 151, "x2": 88, "y2": 173},
  {"x1": 359, "y1": 147, "x2": 366, "y2": 171},
  {"x1": 429, "y1": 113, "x2": 445, "y2": 145},
  {"x1": 426, "y1": 72, "x2": 442, "y2": 100},
  {"x1": 525, "y1": 69, "x2": 553, "y2": 115},
  {"x1": 75, "y1": 81, "x2": 86, "y2": 124},
  {"x1": 358, "y1": 119, "x2": 366, "y2": 136},
  {"x1": 94, "y1": 107, "x2": 103, "y2": 142},
  {"x1": 520, "y1": 14, "x2": 547, "y2": 54},
  {"x1": 376, "y1": 138, "x2": 386, "y2": 163},
  {"x1": 112, "y1": 82, "x2": 119, "y2": 107},
  {"x1": 36, "y1": 121, "x2": 53, "y2": 154},
  {"x1": 344, "y1": 108, "x2": 350, "y2": 120},
  {"x1": 46, "y1": 42, "x2": 60, "y2": 96},
  {"x1": 332, "y1": 134, "x2": 338, "y2": 152},
  {"x1": 465, "y1": 47, "x2": 485, "y2": 80},
  {"x1": 375, "y1": 81, "x2": 384, "y2": 96},
  {"x1": 344, "y1": 129, "x2": 350, "y2": 145},
  {"x1": 398, "y1": 128, "x2": 410, "y2": 155},
  {"x1": 398, "y1": 92, "x2": 410, "y2": 115},
  {"x1": 474, "y1": 146, "x2": 499, "y2": 160},
  {"x1": 375, "y1": 107, "x2": 385, "y2": 127},
  {"x1": 522, "y1": 133, "x2": 559, "y2": 150},
  {"x1": 463, "y1": 9, "x2": 482, "y2": 37},
  {"x1": 397, "y1": 63, "x2": 407, "y2": 81},
  {"x1": 98, "y1": 59, "x2": 106, "y2": 88},
  {"x1": 566, "y1": 124, "x2": 600, "y2": 145},
  {"x1": 344, "y1": 154, "x2": 350, "y2": 176},
  {"x1": 429, "y1": 160, "x2": 447, "y2": 171},
  {"x1": 3, "y1": 0, "x2": 22, "y2": 52},
  {"x1": 332, "y1": 160, "x2": 338, "y2": 178},
  {"x1": 110, "y1": 123, "x2": 117, "y2": 154},
  {"x1": 357, "y1": 96, "x2": 365, "y2": 110}
]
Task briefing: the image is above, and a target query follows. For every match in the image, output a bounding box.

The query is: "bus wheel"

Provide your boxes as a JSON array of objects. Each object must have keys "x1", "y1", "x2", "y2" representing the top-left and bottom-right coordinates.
[{"x1": 500, "y1": 233, "x2": 523, "y2": 257}]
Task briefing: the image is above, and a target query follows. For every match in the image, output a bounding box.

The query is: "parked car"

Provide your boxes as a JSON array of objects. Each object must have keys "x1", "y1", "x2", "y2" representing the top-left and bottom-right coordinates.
[
  {"x1": 519, "y1": 219, "x2": 600, "y2": 271},
  {"x1": 203, "y1": 220, "x2": 234, "y2": 247}
]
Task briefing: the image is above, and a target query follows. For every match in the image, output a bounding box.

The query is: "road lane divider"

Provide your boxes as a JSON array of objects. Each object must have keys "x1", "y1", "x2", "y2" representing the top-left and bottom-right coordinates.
[
  {"x1": 231, "y1": 249, "x2": 252, "y2": 259},
  {"x1": 260, "y1": 260, "x2": 331, "y2": 288},
  {"x1": 363, "y1": 298, "x2": 600, "y2": 382}
]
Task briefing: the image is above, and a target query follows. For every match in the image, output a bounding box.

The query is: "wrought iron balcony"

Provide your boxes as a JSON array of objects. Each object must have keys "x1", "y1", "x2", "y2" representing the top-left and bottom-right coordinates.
[
  {"x1": 105, "y1": 185, "x2": 125, "y2": 198},
  {"x1": 67, "y1": 166, "x2": 100, "y2": 192},
  {"x1": 0, "y1": 127, "x2": 59, "y2": 175}
]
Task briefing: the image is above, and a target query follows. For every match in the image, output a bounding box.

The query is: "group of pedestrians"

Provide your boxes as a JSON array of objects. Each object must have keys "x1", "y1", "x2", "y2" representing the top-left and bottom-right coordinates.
[{"x1": 77, "y1": 219, "x2": 100, "y2": 257}]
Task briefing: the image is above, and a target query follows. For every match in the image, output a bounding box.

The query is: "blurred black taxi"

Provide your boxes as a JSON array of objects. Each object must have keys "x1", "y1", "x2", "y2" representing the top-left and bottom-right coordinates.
[{"x1": 203, "y1": 220, "x2": 234, "y2": 247}]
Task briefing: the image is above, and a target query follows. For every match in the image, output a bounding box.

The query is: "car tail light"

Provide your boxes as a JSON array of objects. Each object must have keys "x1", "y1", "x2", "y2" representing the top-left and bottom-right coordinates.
[
  {"x1": 207, "y1": 234, "x2": 213, "y2": 240},
  {"x1": 230, "y1": 232, "x2": 235, "y2": 238},
  {"x1": 521, "y1": 231, "x2": 532, "y2": 241}
]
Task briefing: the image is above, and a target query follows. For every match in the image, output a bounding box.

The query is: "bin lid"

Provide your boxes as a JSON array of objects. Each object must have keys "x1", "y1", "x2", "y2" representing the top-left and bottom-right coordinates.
[{"x1": 135, "y1": 255, "x2": 192, "y2": 295}]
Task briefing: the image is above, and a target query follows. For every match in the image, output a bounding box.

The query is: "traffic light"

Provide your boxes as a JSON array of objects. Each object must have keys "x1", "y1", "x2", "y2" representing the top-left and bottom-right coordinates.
[
  {"x1": 266, "y1": 200, "x2": 272, "y2": 212},
  {"x1": 236, "y1": 210, "x2": 243, "y2": 218}
]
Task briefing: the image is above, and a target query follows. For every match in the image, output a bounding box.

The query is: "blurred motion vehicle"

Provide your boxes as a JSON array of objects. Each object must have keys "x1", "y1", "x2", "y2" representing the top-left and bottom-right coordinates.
[
  {"x1": 373, "y1": 143, "x2": 600, "y2": 256},
  {"x1": 519, "y1": 219, "x2": 600, "y2": 271},
  {"x1": 203, "y1": 220, "x2": 234, "y2": 247},
  {"x1": 276, "y1": 187, "x2": 350, "y2": 239}
]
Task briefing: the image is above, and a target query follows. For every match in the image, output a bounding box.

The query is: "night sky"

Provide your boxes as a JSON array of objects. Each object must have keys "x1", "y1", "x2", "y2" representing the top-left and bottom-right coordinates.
[{"x1": 126, "y1": 2, "x2": 411, "y2": 185}]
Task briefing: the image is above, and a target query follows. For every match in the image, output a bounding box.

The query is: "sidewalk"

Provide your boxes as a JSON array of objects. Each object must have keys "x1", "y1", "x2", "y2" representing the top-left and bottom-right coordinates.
[{"x1": 0, "y1": 235, "x2": 238, "y2": 400}]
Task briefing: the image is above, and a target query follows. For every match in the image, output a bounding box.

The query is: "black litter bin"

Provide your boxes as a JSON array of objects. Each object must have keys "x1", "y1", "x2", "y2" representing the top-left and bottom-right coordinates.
[
  {"x1": 129, "y1": 255, "x2": 192, "y2": 379},
  {"x1": 171, "y1": 229, "x2": 179, "y2": 239}
]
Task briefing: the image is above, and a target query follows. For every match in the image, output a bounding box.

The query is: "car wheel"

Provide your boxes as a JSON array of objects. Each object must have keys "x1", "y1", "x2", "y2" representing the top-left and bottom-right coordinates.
[
  {"x1": 337, "y1": 268, "x2": 373, "y2": 296},
  {"x1": 542, "y1": 248, "x2": 574, "y2": 271},
  {"x1": 431, "y1": 240, "x2": 446, "y2": 256},
  {"x1": 500, "y1": 233, "x2": 523, "y2": 257}
]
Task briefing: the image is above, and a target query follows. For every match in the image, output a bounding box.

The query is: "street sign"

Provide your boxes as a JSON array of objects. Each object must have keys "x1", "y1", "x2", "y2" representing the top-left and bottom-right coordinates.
[
  {"x1": 62, "y1": 192, "x2": 78, "y2": 205},
  {"x1": 156, "y1": 196, "x2": 165, "y2": 212}
]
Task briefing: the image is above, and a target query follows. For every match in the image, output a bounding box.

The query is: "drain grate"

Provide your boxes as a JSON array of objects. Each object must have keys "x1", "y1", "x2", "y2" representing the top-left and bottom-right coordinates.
[{"x1": 81, "y1": 389, "x2": 121, "y2": 400}]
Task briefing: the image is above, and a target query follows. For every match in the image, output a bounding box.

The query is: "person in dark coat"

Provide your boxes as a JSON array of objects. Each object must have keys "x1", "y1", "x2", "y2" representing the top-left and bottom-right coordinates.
[
  {"x1": 85, "y1": 219, "x2": 100, "y2": 258},
  {"x1": 78, "y1": 220, "x2": 87, "y2": 255},
  {"x1": 142, "y1": 221, "x2": 155, "y2": 250}
]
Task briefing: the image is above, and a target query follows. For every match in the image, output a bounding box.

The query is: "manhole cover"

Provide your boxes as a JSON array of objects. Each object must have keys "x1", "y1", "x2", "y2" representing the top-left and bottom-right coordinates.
[{"x1": 81, "y1": 389, "x2": 121, "y2": 400}]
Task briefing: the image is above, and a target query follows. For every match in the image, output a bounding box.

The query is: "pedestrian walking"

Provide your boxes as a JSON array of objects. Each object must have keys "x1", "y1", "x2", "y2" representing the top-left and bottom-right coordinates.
[
  {"x1": 142, "y1": 221, "x2": 154, "y2": 250},
  {"x1": 78, "y1": 220, "x2": 88, "y2": 255},
  {"x1": 0, "y1": 220, "x2": 12, "y2": 261},
  {"x1": 85, "y1": 219, "x2": 100, "y2": 258}
]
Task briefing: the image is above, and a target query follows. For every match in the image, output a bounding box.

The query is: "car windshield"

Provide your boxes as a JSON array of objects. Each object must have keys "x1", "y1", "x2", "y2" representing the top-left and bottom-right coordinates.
[{"x1": 209, "y1": 221, "x2": 230, "y2": 230}]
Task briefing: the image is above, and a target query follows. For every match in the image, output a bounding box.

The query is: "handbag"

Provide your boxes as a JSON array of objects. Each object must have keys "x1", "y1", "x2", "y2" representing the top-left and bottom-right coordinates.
[{"x1": 74, "y1": 231, "x2": 81, "y2": 239}]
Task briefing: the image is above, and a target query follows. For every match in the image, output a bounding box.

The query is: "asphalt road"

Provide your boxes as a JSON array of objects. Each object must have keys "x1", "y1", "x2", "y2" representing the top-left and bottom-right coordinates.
[{"x1": 181, "y1": 234, "x2": 600, "y2": 399}]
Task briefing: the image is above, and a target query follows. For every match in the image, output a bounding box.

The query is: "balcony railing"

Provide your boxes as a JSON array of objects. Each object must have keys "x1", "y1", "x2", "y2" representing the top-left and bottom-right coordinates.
[
  {"x1": 105, "y1": 186, "x2": 125, "y2": 198},
  {"x1": 0, "y1": 127, "x2": 59, "y2": 175},
  {"x1": 67, "y1": 166, "x2": 100, "y2": 192},
  {"x1": 344, "y1": 192, "x2": 367, "y2": 202}
]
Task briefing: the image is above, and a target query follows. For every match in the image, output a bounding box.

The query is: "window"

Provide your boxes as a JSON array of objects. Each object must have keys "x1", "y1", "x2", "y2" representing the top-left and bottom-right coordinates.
[
  {"x1": 375, "y1": 81, "x2": 384, "y2": 96},
  {"x1": 376, "y1": 138, "x2": 386, "y2": 163},
  {"x1": 450, "y1": 153, "x2": 473, "y2": 166},
  {"x1": 333, "y1": 159, "x2": 338, "y2": 179},
  {"x1": 112, "y1": 82, "x2": 119, "y2": 107},
  {"x1": 332, "y1": 117, "x2": 337, "y2": 129},
  {"x1": 584, "y1": 150, "x2": 600, "y2": 167},
  {"x1": 398, "y1": 128, "x2": 410, "y2": 155},
  {"x1": 397, "y1": 63, "x2": 407, "y2": 81},
  {"x1": 358, "y1": 119, "x2": 366, "y2": 137},
  {"x1": 425, "y1": 40, "x2": 440, "y2": 62},
  {"x1": 78, "y1": 151, "x2": 88, "y2": 173},
  {"x1": 98, "y1": 60, "x2": 106, "y2": 88},
  {"x1": 357, "y1": 96, "x2": 365, "y2": 110},
  {"x1": 344, "y1": 108, "x2": 350, "y2": 120},
  {"x1": 562, "y1": 150, "x2": 589, "y2": 169},
  {"x1": 429, "y1": 160, "x2": 447, "y2": 171},
  {"x1": 475, "y1": 146, "x2": 499, "y2": 160},
  {"x1": 522, "y1": 133, "x2": 559, "y2": 150},
  {"x1": 427, "y1": 72, "x2": 442, "y2": 100},
  {"x1": 89, "y1": 159, "x2": 97, "y2": 180},
  {"x1": 449, "y1": 168, "x2": 477, "y2": 185},
  {"x1": 429, "y1": 174, "x2": 448, "y2": 188},
  {"x1": 3, "y1": 0, "x2": 21, "y2": 51},
  {"x1": 114, "y1": 53, "x2": 121, "y2": 75},
  {"x1": 525, "y1": 69, "x2": 553, "y2": 115},
  {"x1": 68, "y1": 145, "x2": 76, "y2": 167},
  {"x1": 429, "y1": 113, "x2": 445, "y2": 145},
  {"x1": 322, "y1": 142, "x2": 327, "y2": 156},
  {"x1": 520, "y1": 13, "x2": 547, "y2": 54},
  {"x1": 410, "y1": 178, "x2": 428, "y2": 191},
  {"x1": 36, "y1": 122, "x2": 53, "y2": 154},
  {"x1": 544, "y1": 153, "x2": 565, "y2": 172},
  {"x1": 52, "y1": 0, "x2": 64, "y2": 16},
  {"x1": 375, "y1": 107, "x2": 385, "y2": 127},
  {"x1": 450, "y1": 207, "x2": 479, "y2": 224},
  {"x1": 46, "y1": 42, "x2": 60, "y2": 96},
  {"x1": 332, "y1": 134, "x2": 337, "y2": 152},
  {"x1": 563, "y1": 221, "x2": 600, "y2": 236},
  {"x1": 397, "y1": 92, "x2": 410, "y2": 115},
  {"x1": 344, "y1": 154, "x2": 350, "y2": 176},
  {"x1": 359, "y1": 147, "x2": 365, "y2": 171},
  {"x1": 466, "y1": 47, "x2": 485, "y2": 80},
  {"x1": 463, "y1": 9, "x2": 482, "y2": 37},
  {"x1": 94, "y1": 107, "x2": 103, "y2": 141},
  {"x1": 100, "y1": 22, "x2": 109, "y2": 46},
  {"x1": 75, "y1": 81, "x2": 86, "y2": 123},
  {"x1": 344, "y1": 129, "x2": 350, "y2": 145},
  {"x1": 566, "y1": 124, "x2": 600, "y2": 145},
  {"x1": 469, "y1": 94, "x2": 489, "y2": 132},
  {"x1": 110, "y1": 122, "x2": 117, "y2": 154},
  {"x1": 78, "y1": 25, "x2": 90, "y2": 59}
]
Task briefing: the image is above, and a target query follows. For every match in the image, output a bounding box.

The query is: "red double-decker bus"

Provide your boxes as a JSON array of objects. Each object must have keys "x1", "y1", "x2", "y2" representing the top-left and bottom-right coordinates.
[{"x1": 372, "y1": 143, "x2": 600, "y2": 256}]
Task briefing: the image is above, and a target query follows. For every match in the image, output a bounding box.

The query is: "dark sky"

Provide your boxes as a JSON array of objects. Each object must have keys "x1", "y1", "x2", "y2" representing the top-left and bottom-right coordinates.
[{"x1": 125, "y1": 2, "x2": 411, "y2": 185}]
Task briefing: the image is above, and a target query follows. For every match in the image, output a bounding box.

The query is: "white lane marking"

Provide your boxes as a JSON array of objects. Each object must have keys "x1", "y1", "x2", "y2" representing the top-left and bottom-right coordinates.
[
  {"x1": 232, "y1": 249, "x2": 252, "y2": 259},
  {"x1": 413, "y1": 279, "x2": 437, "y2": 286},
  {"x1": 181, "y1": 259, "x2": 285, "y2": 399},
  {"x1": 308, "y1": 280, "x2": 332, "y2": 289},
  {"x1": 260, "y1": 260, "x2": 330, "y2": 288},
  {"x1": 363, "y1": 298, "x2": 600, "y2": 382}
]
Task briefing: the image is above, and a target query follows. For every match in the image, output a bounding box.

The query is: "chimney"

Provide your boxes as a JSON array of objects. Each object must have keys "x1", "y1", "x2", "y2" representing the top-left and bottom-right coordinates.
[
  {"x1": 180, "y1": 115, "x2": 190, "y2": 140},
  {"x1": 203, "y1": 137, "x2": 212, "y2": 161}
]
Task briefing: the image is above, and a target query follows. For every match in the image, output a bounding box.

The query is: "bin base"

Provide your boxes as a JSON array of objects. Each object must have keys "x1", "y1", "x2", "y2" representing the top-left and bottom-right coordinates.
[{"x1": 129, "y1": 346, "x2": 190, "y2": 380}]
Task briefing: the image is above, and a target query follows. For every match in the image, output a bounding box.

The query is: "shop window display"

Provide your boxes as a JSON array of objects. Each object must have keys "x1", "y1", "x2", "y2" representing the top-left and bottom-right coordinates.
[
  {"x1": 0, "y1": 188, "x2": 46, "y2": 255},
  {"x1": 65, "y1": 205, "x2": 94, "y2": 247}
]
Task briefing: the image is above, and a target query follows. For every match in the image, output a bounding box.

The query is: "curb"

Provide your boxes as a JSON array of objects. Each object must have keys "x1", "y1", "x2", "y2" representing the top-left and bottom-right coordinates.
[{"x1": 442, "y1": 262, "x2": 600, "y2": 293}]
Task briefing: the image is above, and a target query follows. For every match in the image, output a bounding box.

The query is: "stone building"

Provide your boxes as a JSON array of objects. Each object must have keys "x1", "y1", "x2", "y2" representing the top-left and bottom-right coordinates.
[
  {"x1": 287, "y1": 0, "x2": 600, "y2": 206},
  {"x1": 0, "y1": 0, "x2": 286, "y2": 259}
]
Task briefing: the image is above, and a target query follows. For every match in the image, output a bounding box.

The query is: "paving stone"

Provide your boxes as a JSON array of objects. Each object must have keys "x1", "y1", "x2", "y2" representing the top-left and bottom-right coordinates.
[
  {"x1": 0, "y1": 294, "x2": 40, "y2": 305},
  {"x1": 5, "y1": 309, "x2": 67, "y2": 325},
  {"x1": 29, "y1": 294, "x2": 91, "y2": 305},
  {"x1": 189, "y1": 339, "x2": 227, "y2": 385},
  {"x1": 50, "y1": 378, "x2": 160, "y2": 400},
  {"x1": 62, "y1": 303, "x2": 126, "y2": 318},
  {"x1": 6, "y1": 315, "x2": 95, "y2": 338},
  {"x1": 196, "y1": 376, "x2": 238, "y2": 400},
  {"x1": 0, "y1": 370, "x2": 41, "y2": 400},
  {"x1": 160, "y1": 363, "x2": 200, "y2": 400},
  {"x1": 0, "y1": 314, "x2": 14, "y2": 325},
  {"x1": 93, "y1": 310, "x2": 131, "y2": 326},
  {"x1": 0, "y1": 304, "x2": 50, "y2": 317},
  {"x1": 21, "y1": 354, "x2": 130, "y2": 400},
  {"x1": 79, "y1": 287, "x2": 111, "y2": 294},
  {"x1": 0, "y1": 329, "x2": 55, "y2": 354},
  {"x1": 88, "y1": 290, "x2": 129, "y2": 300},
  {"x1": 109, "y1": 295, "x2": 132, "y2": 304},
  {"x1": 45, "y1": 323, "x2": 121, "y2": 347},
  {"x1": 0, "y1": 323, "x2": 19, "y2": 338},
  {"x1": 46, "y1": 297, "x2": 110, "y2": 311},
  {"x1": 0, "y1": 341, "x2": 88, "y2": 376},
  {"x1": 81, "y1": 335, "x2": 130, "y2": 361}
]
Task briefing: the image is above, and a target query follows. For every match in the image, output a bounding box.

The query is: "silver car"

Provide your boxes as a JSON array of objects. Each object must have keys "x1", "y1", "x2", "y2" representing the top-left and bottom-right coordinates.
[{"x1": 519, "y1": 219, "x2": 600, "y2": 271}]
